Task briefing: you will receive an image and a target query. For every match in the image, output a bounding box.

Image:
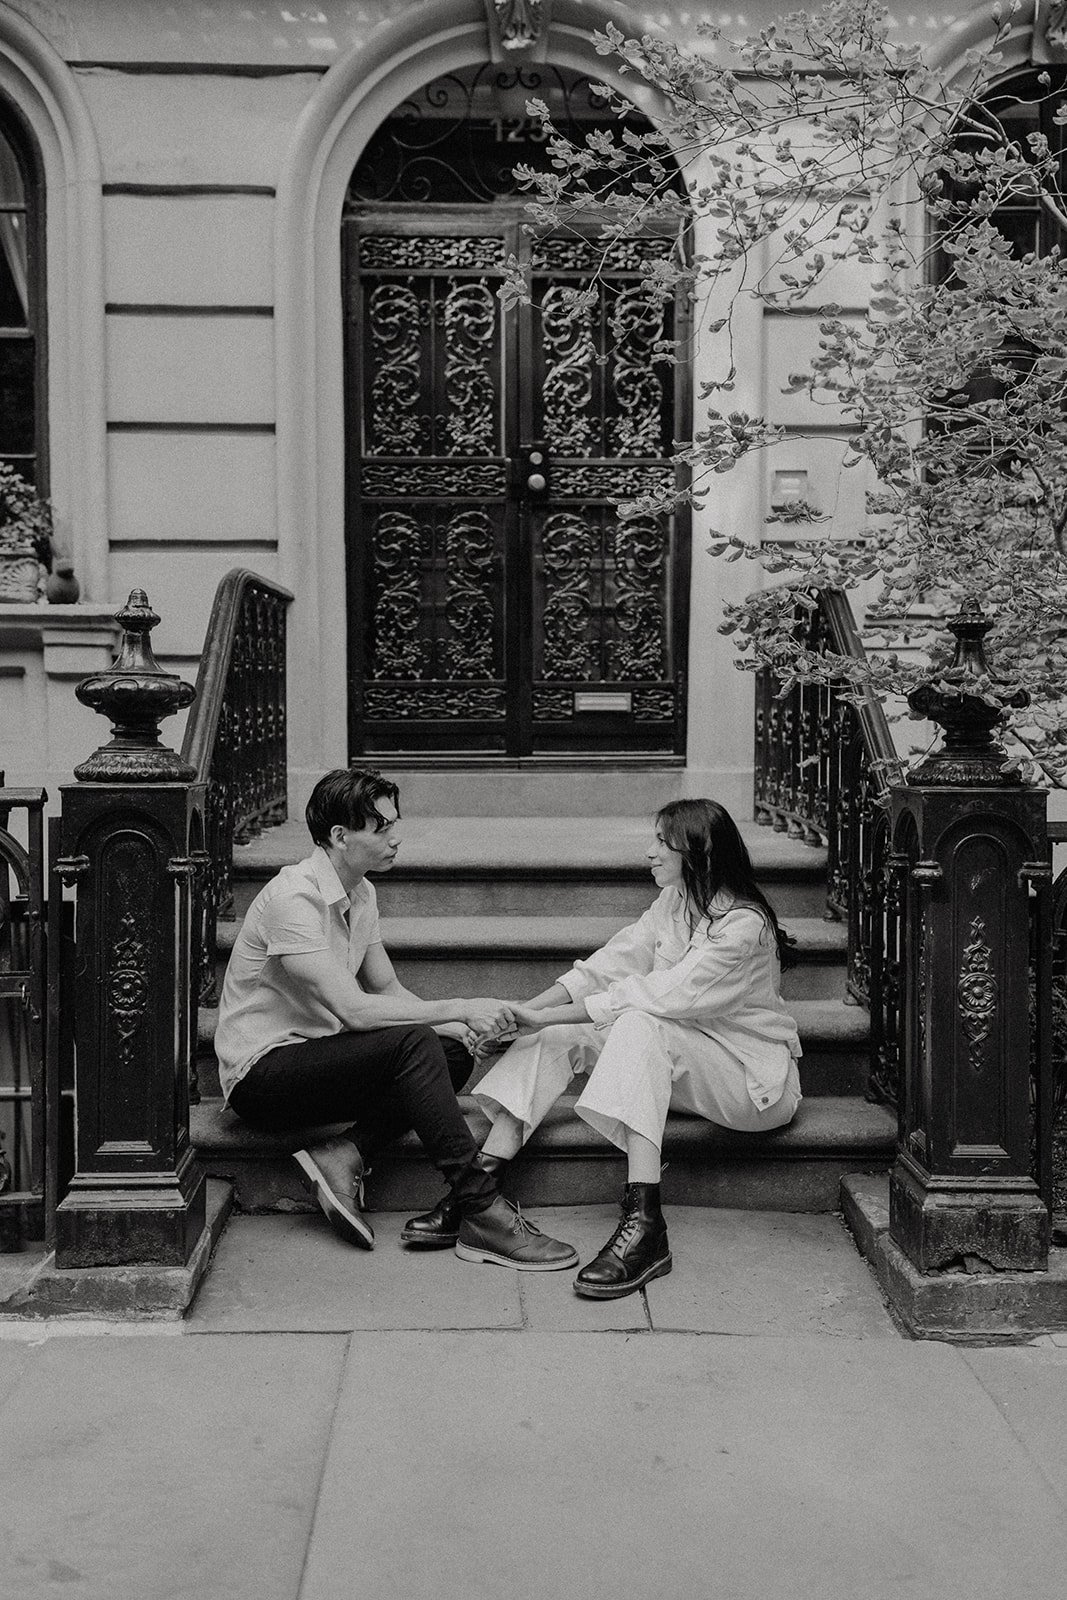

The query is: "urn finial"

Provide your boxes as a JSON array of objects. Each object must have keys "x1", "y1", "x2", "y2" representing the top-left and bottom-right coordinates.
[
  {"x1": 906, "y1": 599, "x2": 1029, "y2": 786},
  {"x1": 74, "y1": 590, "x2": 197, "y2": 782}
]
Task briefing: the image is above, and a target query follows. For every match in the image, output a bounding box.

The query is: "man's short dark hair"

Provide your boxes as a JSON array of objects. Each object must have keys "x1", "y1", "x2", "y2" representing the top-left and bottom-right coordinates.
[{"x1": 305, "y1": 768, "x2": 401, "y2": 845}]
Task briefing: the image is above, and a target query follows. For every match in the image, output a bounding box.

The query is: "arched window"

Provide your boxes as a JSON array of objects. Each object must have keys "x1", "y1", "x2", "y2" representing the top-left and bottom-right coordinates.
[{"x1": 0, "y1": 102, "x2": 44, "y2": 489}]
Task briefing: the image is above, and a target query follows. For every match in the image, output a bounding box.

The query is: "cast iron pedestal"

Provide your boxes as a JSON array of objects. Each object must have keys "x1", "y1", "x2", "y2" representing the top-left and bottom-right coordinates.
[
  {"x1": 889, "y1": 602, "x2": 1050, "y2": 1274},
  {"x1": 54, "y1": 592, "x2": 206, "y2": 1270}
]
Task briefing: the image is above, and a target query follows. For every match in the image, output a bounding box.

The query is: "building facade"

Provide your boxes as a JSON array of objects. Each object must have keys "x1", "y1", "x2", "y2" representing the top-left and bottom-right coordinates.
[{"x1": 0, "y1": 0, "x2": 1054, "y2": 813}]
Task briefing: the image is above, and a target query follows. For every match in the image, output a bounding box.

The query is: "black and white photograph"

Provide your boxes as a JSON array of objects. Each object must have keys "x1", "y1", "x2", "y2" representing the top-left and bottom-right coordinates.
[{"x1": 2, "y1": 2, "x2": 1067, "y2": 1596}]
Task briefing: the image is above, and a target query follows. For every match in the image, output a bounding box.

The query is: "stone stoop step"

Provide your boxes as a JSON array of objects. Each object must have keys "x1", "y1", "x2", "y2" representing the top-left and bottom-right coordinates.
[
  {"x1": 215, "y1": 912, "x2": 848, "y2": 1001},
  {"x1": 230, "y1": 816, "x2": 831, "y2": 920},
  {"x1": 194, "y1": 814, "x2": 891, "y2": 1214},
  {"x1": 191, "y1": 1095, "x2": 895, "y2": 1215},
  {"x1": 192, "y1": 998, "x2": 880, "y2": 1212}
]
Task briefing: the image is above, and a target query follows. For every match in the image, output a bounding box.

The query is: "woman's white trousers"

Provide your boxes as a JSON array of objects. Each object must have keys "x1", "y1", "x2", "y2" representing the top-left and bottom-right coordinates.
[{"x1": 473, "y1": 1010, "x2": 801, "y2": 1153}]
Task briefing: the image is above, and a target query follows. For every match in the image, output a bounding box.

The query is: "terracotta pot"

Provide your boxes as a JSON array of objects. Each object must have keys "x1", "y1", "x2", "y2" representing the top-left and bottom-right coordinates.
[{"x1": 45, "y1": 562, "x2": 80, "y2": 604}]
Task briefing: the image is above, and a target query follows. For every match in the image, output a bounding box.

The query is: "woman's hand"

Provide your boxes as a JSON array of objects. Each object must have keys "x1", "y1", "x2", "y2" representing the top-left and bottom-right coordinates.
[{"x1": 508, "y1": 1002, "x2": 555, "y2": 1031}]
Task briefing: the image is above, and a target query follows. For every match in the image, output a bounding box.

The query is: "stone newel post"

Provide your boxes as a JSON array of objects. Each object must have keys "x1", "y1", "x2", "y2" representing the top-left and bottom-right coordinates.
[
  {"x1": 54, "y1": 591, "x2": 206, "y2": 1270},
  {"x1": 889, "y1": 601, "x2": 1050, "y2": 1274}
]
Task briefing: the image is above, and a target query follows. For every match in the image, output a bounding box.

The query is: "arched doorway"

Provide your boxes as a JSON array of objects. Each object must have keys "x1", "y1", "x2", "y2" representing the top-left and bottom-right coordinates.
[{"x1": 343, "y1": 63, "x2": 690, "y2": 759}]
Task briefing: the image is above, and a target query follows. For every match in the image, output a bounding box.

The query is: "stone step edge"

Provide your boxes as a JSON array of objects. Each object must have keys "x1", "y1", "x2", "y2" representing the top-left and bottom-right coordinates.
[
  {"x1": 233, "y1": 857, "x2": 829, "y2": 885},
  {"x1": 192, "y1": 1093, "x2": 896, "y2": 1164},
  {"x1": 197, "y1": 997, "x2": 869, "y2": 1051},
  {"x1": 214, "y1": 913, "x2": 848, "y2": 960},
  {"x1": 231, "y1": 818, "x2": 828, "y2": 881}
]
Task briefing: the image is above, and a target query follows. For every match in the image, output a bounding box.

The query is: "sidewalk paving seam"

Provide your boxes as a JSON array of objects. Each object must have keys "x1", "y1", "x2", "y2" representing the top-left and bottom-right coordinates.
[
  {"x1": 960, "y1": 1350, "x2": 1067, "y2": 1511},
  {"x1": 295, "y1": 1330, "x2": 353, "y2": 1600}
]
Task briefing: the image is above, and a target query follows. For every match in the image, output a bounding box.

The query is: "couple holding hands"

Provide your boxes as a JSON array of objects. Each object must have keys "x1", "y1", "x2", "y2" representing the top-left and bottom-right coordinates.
[{"x1": 215, "y1": 768, "x2": 802, "y2": 1300}]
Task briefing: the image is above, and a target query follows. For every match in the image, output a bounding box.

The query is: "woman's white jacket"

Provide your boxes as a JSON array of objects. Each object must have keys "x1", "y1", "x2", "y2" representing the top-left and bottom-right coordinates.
[{"x1": 556, "y1": 887, "x2": 802, "y2": 1111}]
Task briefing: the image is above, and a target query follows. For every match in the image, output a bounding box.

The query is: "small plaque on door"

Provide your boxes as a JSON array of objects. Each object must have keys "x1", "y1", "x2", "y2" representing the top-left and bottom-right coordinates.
[{"x1": 574, "y1": 691, "x2": 633, "y2": 714}]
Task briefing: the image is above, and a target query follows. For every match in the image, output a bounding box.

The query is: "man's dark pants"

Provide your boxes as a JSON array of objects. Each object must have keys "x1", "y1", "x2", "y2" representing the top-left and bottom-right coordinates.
[{"x1": 229, "y1": 1025, "x2": 480, "y2": 1186}]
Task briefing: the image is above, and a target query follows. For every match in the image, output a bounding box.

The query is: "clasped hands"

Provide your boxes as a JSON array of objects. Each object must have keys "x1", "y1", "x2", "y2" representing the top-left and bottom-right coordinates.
[{"x1": 460, "y1": 999, "x2": 542, "y2": 1059}]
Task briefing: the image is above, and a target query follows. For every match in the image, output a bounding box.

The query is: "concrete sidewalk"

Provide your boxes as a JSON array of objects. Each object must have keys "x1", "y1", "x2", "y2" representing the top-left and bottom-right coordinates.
[{"x1": 2, "y1": 1205, "x2": 1065, "y2": 1600}]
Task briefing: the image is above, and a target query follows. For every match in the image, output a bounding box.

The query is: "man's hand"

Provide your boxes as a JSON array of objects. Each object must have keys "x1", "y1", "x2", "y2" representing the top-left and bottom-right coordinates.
[{"x1": 461, "y1": 999, "x2": 514, "y2": 1037}]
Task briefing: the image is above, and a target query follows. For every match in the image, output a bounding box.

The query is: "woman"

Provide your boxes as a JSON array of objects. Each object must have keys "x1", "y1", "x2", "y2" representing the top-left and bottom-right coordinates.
[{"x1": 469, "y1": 799, "x2": 802, "y2": 1299}]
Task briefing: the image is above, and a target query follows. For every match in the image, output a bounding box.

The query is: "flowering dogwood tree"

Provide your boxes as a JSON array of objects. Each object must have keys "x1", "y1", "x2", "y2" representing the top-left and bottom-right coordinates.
[{"x1": 505, "y1": 0, "x2": 1067, "y2": 780}]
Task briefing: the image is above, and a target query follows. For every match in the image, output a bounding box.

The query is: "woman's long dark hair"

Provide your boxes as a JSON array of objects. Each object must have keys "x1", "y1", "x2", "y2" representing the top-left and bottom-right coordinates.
[{"x1": 655, "y1": 799, "x2": 795, "y2": 966}]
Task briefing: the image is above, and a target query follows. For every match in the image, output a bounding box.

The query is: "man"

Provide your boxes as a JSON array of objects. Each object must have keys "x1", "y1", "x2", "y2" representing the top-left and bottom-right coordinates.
[{"x1": 215, "y1": 767, "x2": 576, "y2": 1270}]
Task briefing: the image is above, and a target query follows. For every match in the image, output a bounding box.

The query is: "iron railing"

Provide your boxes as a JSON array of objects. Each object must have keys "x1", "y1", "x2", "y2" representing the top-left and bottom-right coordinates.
[
  {"x1": 1044, "y1": 821, "x2": 1067, "y2": 1218},
  {"x1": 181, "y1": 570, "x2": 293, "y2": 1023},
  {"x1": 0, "y1": 784, "x2": 46, "y2": 1247},
  {"x1": 753, "y1": 590, "x2": 905, "y2": 1105}
]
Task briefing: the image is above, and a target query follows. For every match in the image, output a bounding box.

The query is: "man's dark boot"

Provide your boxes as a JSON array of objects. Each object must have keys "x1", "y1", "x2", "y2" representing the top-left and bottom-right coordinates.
[
  {"x1": 573, "y1": 1182, "x2": 671, "y2": 1299},
  {"x1": 400, "y1": 1152, "x2": 512, "y2": 1248}
]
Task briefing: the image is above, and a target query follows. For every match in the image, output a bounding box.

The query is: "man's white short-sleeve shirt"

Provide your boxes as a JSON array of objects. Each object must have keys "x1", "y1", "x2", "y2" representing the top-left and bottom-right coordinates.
[{"x1": 214, "y1": 846, "x2": 382, "y2": 1100}]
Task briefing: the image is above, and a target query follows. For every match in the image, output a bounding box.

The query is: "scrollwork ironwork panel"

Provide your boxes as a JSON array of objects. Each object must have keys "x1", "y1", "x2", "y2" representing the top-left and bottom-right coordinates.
[
  {"x1": 633, "y1": 687, "x2": 675, "y2": 721},
  {"x1": 609, "y1": 515, "x2": 666, "y2": 680},
  {"x1": 440, "y1": 280, "x2": 499, "y2": 457},
  {"x1": 363, "y1": 685, "x2": 506, "y2": 720},
  {"x1": 551, "y1": 463, "x2": 673, "y2": 500},
  {"x1": 541, "y1": 284, "x2": 597, "y2": 455},
  {"x1": 346, "y1": 65, "x2": 676, "y2": 208},
  {"x1": 539, "y1": 512, "x2": 597, "y2": 680},
  {"x1": 532, "y1": 687, "x2": 573, "y2": 720},
  {"x1": 359, "y1": 235, "x2": 506, "y2": 270},
  {"x1": 368, "y1": 510, "x2": 430, "y2": 680},
  {"x1": 531, "y1": 236, "x2": 672, "y2": 273},
  {"x1": 361, "y1": 462, "x2": 506, "y2": 498},
  {"x1": 443, "y1": 508, "x2": 497, "y2": 679},
  {"x1": 608, "y1": 285, "x2": 667, "y2": 457},
  {"x1": 365, "y1": 281, "x2": 426, "y2": 456}
]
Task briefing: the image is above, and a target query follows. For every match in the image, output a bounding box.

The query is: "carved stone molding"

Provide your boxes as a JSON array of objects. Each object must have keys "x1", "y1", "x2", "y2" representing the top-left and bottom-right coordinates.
[
  {"x1": 484, "y1": 0, "x2": 552, "y2": 64},
  {"x1": 1038, "y1": 1, "x2": 1067, "y2": 58}
]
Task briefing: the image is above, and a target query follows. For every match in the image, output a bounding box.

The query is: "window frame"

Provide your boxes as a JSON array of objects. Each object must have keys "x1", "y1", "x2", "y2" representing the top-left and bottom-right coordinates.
[{"x1": 0, "y1": 93, "x2": 46, "y2": 494}]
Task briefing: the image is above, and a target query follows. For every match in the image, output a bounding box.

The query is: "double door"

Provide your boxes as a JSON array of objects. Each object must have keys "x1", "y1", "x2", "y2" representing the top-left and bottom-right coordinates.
[{"x1": 344, "y1": 209, "x2": 689, "y2": 756}]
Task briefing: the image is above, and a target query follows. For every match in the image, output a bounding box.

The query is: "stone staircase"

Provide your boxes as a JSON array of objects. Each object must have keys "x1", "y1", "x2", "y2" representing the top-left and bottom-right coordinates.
[{"x1": 190, "y1": 813, "x2": 896, "y2": 1214}]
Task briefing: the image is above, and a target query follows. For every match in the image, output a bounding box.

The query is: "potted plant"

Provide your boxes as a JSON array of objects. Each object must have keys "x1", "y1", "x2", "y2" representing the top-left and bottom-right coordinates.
[{"x1": 0, "y1": 461, "x2": 53, "y2": 604}]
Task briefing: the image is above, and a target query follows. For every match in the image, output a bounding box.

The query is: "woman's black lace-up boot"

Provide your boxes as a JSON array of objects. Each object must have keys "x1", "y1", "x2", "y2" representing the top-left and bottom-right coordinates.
[{"x1": 573, "y1": 1182, "x2": 672, "y2": 1299}]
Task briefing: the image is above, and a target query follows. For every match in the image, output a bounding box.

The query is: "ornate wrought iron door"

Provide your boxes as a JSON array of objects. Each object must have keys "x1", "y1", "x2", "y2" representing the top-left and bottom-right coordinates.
[{"x1": 344, "y1": 210, "x2": 688, "y2": 757}]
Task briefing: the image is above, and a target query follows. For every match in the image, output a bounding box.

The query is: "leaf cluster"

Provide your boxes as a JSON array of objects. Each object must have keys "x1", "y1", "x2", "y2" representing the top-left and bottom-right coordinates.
[{"x1": 505, "y1": 0, "x2": 1067, "y2": 783}]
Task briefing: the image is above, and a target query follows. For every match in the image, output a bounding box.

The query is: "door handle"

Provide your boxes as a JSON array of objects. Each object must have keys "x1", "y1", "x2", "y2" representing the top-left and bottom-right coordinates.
[{"x1": 521, "y1": 444, "x2": 549, "y2": 499}]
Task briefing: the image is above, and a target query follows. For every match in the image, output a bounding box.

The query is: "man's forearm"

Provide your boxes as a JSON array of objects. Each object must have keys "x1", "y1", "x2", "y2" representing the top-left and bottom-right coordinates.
[{"x1": 332, "y1": 989, "x2": 465, "y2": 1032}]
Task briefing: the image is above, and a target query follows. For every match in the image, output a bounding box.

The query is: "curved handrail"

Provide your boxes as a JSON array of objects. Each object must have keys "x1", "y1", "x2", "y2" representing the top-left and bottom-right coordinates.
[
  {"x1": 182, "y1": 567, "x2": 294, "y2": 791},
  {"x1": 182, "y1": 570, "x2": 293, "y2": 1019},
  {"x1": 818, "y1": 589, "x2": 904, "y2": 797}
]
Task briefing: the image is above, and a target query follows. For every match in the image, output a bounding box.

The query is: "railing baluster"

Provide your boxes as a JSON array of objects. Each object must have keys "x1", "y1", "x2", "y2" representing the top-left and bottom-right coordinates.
[
  {"x1": 753, "y1": 589, "x2": 904, "y2": 1103},
  {"x1": 0, "y1": 784, "x2": 48, "y2": 1248},
  {"x1": 181, "y1": 571, "x2": 294, "y2": 1028}
]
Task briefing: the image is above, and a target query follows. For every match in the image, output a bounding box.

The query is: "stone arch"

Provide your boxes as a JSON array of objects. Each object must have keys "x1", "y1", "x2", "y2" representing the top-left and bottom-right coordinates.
[
  {"x1": 273, "y1": 0, "x2": 673, "y2": 779},
  {"x1": 0, "y1": 5, "x2": 107, "y2": 599}
]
